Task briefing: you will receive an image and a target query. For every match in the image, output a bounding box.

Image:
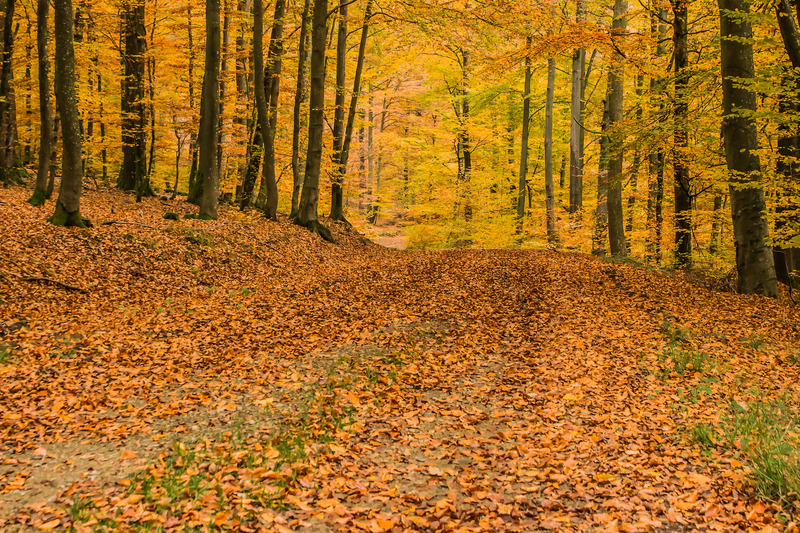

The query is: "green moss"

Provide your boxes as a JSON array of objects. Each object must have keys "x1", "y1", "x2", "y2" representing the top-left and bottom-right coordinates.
[
  {"x1": 163, "y1": 211, "x2": 179, "y2": 220},
  {"x1": 48, "y1": 200, "x2": 93, "y2": 228},
  {"x1": 183, "y1": 213, "x2": 198, "y2": 220},
  {"x1": 28, "y1": 188, "x2": 47, "y2": 207},
  {"x1": 197, "y1": 212, "x2": 216, "y2": 221}
]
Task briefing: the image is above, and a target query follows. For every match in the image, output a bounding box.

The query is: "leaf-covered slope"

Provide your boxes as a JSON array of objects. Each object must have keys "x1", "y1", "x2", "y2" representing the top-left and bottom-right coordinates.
[{"x1": 1, "y1": 186, "x2": 799, "y2": 532}]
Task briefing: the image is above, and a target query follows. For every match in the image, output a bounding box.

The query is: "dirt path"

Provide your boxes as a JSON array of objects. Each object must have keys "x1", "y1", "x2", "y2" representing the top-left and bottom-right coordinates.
[{"x1": 1, "y1": 188, "x2": 799, "y2": 531}]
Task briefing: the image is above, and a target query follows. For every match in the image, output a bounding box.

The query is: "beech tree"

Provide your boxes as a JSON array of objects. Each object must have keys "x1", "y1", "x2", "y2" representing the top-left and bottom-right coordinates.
[
  {"x1": 49, "y1": 0, "x2": 89, "y2": 227},
  {"x1": 197, "y1": 0, "x2": 222, "y2": 219},
  {"x1": 28, "y1": 0, "x2": 51, "y2": 206},
  {"x1": 296, "y1": 0, "x2": 333, "y2": 241},
  {"x1": 118, "y1": 0, "x2": 149, "y2": 201},
  {"x1": 606, "y1": 0, "x2": 627, "y2": 257},
  {"x1": 718, "y1": 0, "x2": 777, "y2": 296}
]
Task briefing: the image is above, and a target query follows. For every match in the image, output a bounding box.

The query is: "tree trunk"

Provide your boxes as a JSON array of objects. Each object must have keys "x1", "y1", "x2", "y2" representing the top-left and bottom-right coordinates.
[
  {"x1": 296, "y1": 0, "x2": 333, "y2": 241},
  {"x1": 646, "y1": 4, "x2": 667, "y2": 263},
  {"x1": 29, "y1": 0, "x2": 51, "y2": 206},
  {"x1": 606, "y1": 0, "x2": 627, "y2": 256},
  {"x1": 217, "y1": 1, "x2": 230, "y2": 181},
  {"x1": 50, "y1": 0, "x2": 89, "y2": 227},
  {"x1": 118, "y1": 0, "x2": 149, "y2": 202},
  {"x1": 719, "y1": 0, "x2": 777, "y2": 297},
  {"x1": 147, "y1": 0, "x2": 157, "y2": 186},
  {"x1": 332, "y1": 0, "x2": 372, "y2": 224},
  {"x1": 290, "y1": 0, "x2": 311, "y2": 218},
  {"x1": 568, "y1": 0, "x2": 586, "y2": 218},
  {"x1": 198, "y1": 0, "x2": 221, "y2": 219},
  {"x1": 673, "y1": 0, "x2": 692, "y2": 266},
  {"x1": 255, "y1": 0, "x2": 285, "y2": 217},
  {"x1": 516, "y1": 36, "x2": 532, "y2": 234},
  {"x1": 625, "y1": 74, "x2": 644, "y2": 254},
  {"x1": 252, "y1": 0, "x2": 278, "y2": 220},
  {"x1": 544, "y1": 56, "x2": 558, "y2": 245},
  {"x1": 0, "y1": 0, "x2": 18, "y2": 186},
  {"x1": 593, "y1": 92, "x2": 610, "y2": 255},
  {"x1": 187, "y1": 3, "x2": 201, "y2": 204},
  {"x1": 328, "y1": 0, "x2": 348, "y2": 221}
]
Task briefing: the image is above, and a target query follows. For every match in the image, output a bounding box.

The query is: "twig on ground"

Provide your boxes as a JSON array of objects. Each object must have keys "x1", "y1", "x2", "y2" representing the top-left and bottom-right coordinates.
[
  {"x1": 0, "y1": 269, "x2": 89, "y2": 293},
  {"x1": 100, "y1": 220, "x2": 159, "y2": 230}
]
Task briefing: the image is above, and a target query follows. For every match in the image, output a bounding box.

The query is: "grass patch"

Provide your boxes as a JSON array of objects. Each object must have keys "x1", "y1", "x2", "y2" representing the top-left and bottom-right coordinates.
[
  {"x1": 164, "y1": 225, "x2": 214, "y2": 247},
  {"x1": 658, "y1": 321, "x2": 715, "y2": 376},
  {"x1": 0, "y1": 343, "x2": 13, "y2": 365},
  {"x1": 723, "y1": 398, "x2": 800, "y2": 509}
]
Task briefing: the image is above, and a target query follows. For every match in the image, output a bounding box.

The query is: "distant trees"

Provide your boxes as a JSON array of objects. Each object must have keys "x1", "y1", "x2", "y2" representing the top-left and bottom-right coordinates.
[{"x1": 12, "y1": 0, "x2": 800, "y2": 297}]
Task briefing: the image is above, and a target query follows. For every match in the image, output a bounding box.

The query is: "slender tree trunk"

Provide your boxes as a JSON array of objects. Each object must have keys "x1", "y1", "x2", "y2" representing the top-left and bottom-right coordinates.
[
  {"x1": 217, "y1": 0, "x2": 230, "y2": 181},
  {"x1": 50, "y1": 0, "x2": 89, "y2": 227},
  {"x1": 709, "y1": 194, "x2": 723, "y2": 254},
  {"x1": 332, "y1": 0, "x2": 372, "y2": 224},
  {"x1": 252, "y1": 0, "x2": 278, "y2": 220},
  {"x1": 118, "y1": 0, "x2": 149, "y2": 202},
  {"x1": 328, "y1": 0, "x2": 348, "y2": 221},
  {"x1": 198, "y1": 0, "x2": 222, "y2": 219},
  {"x1": 646, "y1": 4, "x2": 667, "y2": 263},
  {"x1": 593, "y1": 92, "x2": 610, "y2": 255},
  {"x1": 718, "y1": 0, "x2": 777, "y2": 296},
  {"x1": 187, "y1": 4, "x2": 201, "y2": 203},
  {"x1": 296, "y1": 0, "x2": 332, "y2": 240},
  {"x1": 290, "y1": 0, "x2": 311, "y2": 218},
  {"x1": 516, "y1": 36, "x2": 532, "y2": 234},
  {"x1": 460, "y1": 49, "x2": 472, "y2": 222},
  {"x1": 544, "y1": 56, "x2": 558, "y2": 245},
  {"x1": 0, "y1": 0, "x2": 18, "y2": 185},
  {"x1": 568, "y1": 0, "x2": 586, "y2": 218},
  {"x1": 673, "y1": 0, "x2": 692, "y2": 266},
  {"x1": 147, "y1": 0, "x2": 157, "y2": 185},
  {"x1": 233, "y1": 0, "x2": 251, "y2": 205},
  {"x1": 255, "y1": 0, "x2": 285, "y2": 217},
  {"x1": 606, "y1": 0, "x2": 627, "y2": 256},
  {"x1": 625, "y1": 74, "x2": 644, "y2": 254},
  {"x1": 29, "y1": 0, "x2": 52, "y2": 206}
]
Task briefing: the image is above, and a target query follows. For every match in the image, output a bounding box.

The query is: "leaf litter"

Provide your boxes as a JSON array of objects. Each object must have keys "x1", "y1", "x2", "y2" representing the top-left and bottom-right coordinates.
[{"x1": 0, "y1": 186, "x2": 799, "y2": 531}]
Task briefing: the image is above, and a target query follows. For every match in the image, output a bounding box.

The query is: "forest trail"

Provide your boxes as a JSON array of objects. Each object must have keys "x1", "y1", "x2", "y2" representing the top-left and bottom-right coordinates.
[{"x1": 1, "y1": 187, "x2": 799, "y2": 532}]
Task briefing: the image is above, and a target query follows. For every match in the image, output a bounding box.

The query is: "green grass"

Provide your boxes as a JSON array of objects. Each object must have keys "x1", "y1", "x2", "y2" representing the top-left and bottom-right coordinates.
[
  {"x1": 0, "y1": 343, "x2": 12, "y2": 365},
  {"x1": 723, "y1": 398, "x2": 800, "y2": 509},
  {"x1": 658, "y1": 321, "x2": 714, "y2": 376}
]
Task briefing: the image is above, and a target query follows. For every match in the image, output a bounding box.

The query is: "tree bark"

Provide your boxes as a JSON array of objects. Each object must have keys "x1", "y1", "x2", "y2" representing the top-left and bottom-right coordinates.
[
  {"x1": 544, "y1": 56, "x2": 558, "y2": 246},
  {"x1": 606, "y1": 0, "x2": 627, "y2": 257},
  {"x1": 0, "y1": 0, "x2": 18, "y2": 185},
  {"x1": 593, "y1": 93, "x2": 610, "y2": 255},
  {"x1": 625, "y1": 74, "x2": 644, "y2": 254},
  {"x1": 296, "y1": 0, "x2": 333, "y2": 241},
  {"x1": 198, "y1": 0, "x2": 222, "y2": 219},
  {"x1": 290, "y1": 0, "x2": 311, "y2": 218},
  {"x1": 50, "y1": 0, "x2": 89, "y2": 227},
  {"x1": 332, "y1": 0, "x2": 372, "y2": 224},
  {"x1": 673, "y1": 0, "x2": 692, "y2": 266},
  {"x1": 29, "y1": 0, "x2": 51, "y2": 206},
  {"x1": 646, "y1": 4, "x2": 667, "y2": 263},
  {"x1": 329, "y1": 0, "x2": 348, "y2": 221},
  {"x1": 118, "y1": 0, "x2": 149, "y2": 201},
  {"x1": 568, "y1": 0, "x2": 586, "y2": 218},
  {"x1": 516, "y1": 36, "x2": 532, "y2": 234},
  {"x1": 718, "y1": 0, "x2": 777, "y2": 297},
  {"x1": 255, "y1": 0, "x2": 285, "y2": 217},
  {"x1": 252, "y1": 0, "x2": 278, "y2": 220}
]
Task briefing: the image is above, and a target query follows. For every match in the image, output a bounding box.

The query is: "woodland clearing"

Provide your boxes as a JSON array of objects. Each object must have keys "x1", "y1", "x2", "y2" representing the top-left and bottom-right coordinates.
[{"x1": 1, "y1": 186, "x2": 800, "y2": 532}]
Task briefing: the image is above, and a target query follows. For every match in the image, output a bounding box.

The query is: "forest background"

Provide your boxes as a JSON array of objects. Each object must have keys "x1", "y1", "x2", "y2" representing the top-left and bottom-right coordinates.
[{"x1": 0, "y1": 0, "x2": 798, "y2": 292}]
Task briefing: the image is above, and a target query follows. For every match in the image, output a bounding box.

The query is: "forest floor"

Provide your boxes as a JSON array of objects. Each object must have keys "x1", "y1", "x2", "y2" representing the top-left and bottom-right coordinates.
[{"x1": 1, "y1": 186, "x2": 800, "y2": 532}]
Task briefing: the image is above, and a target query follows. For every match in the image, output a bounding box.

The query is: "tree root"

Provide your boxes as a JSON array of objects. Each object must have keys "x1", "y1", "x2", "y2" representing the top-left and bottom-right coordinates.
[{"x1": 295, "y1": 218, "x2": 336, "y2": 243}]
